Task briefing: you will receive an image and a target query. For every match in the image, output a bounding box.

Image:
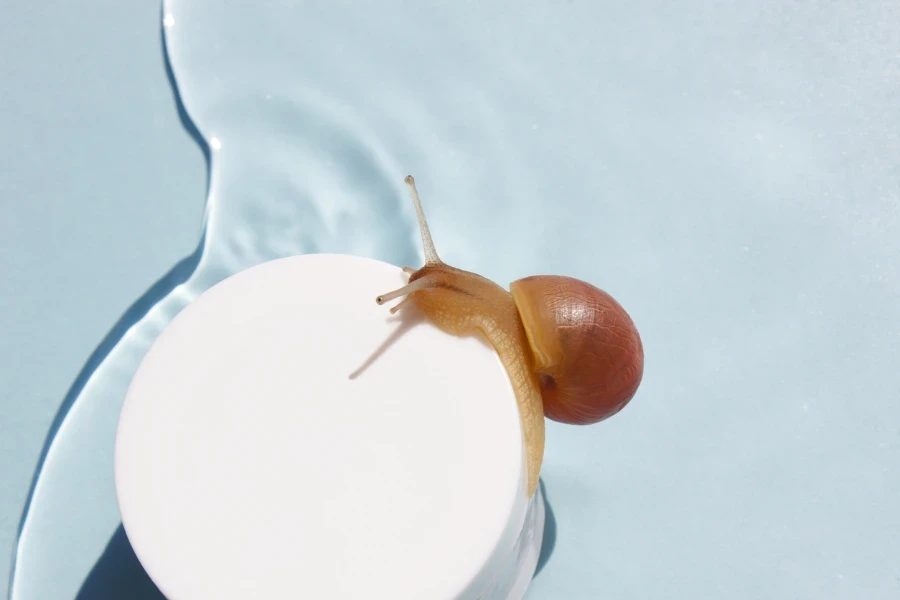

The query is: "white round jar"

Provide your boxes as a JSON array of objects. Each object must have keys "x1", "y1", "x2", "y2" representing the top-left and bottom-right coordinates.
[{"x1": 115, "y1": 254, "x2": 545, "y2": 600}]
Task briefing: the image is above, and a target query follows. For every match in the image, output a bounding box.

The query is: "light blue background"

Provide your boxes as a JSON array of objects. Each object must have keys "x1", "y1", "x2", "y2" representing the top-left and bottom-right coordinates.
[
  {"x1": 1, "y1": 1, "x2": 205, "y2": 593},
  {"x1": 3, "y1": 1, "x2": 900, "y2": 598}
]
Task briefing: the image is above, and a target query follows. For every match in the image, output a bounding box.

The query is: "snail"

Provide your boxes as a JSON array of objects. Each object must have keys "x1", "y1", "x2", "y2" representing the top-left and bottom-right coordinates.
[{"x1": 376, "y1": 176, "x2": 644, "y2": 497}]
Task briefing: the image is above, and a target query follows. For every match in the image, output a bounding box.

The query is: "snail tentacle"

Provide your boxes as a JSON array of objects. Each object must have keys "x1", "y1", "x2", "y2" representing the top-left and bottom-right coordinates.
[{"x1": 375, "y1": 277, "x2": 437, "y2": 305}]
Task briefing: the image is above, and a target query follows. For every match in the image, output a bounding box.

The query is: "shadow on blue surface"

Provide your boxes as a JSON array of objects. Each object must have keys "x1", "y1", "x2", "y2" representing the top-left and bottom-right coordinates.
[
  {"x1": 534, "y1": 479, "x2": 557, "y2": 578},
  {"x1": 76, "y1": 525, "x2": 164, "y2": 600}
]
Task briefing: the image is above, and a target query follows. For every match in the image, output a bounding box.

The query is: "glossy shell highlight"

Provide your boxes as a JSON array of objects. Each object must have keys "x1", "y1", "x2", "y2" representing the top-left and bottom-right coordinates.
[{"x1": 510, "y1": 275, "x2": 644, "y2": 425}]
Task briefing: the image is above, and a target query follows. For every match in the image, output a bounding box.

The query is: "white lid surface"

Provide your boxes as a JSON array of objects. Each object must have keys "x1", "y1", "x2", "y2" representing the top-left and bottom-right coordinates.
[{"x1": 114, "y1": 254, "x2": 529, "y2": 599}]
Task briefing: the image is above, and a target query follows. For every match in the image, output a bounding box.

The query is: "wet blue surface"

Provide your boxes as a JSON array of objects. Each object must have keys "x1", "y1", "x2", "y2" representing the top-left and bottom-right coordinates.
[
  {"x1": 4, "y1": 1, "x2": 900, "y2": 598},
  {"x1": 0, "y1": 1, "x2": 204, "y2": 597}
]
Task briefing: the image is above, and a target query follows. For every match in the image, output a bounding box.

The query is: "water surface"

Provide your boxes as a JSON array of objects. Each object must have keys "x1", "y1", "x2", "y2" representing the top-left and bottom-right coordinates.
[{"x1": 11, "y1": 1, "x2": 900, "y2": 598}]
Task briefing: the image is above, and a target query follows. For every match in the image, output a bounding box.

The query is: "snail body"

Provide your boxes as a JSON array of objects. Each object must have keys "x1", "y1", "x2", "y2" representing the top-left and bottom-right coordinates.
[{"x1": 376, "y1": 176, "x2": 644, "y2": 497}]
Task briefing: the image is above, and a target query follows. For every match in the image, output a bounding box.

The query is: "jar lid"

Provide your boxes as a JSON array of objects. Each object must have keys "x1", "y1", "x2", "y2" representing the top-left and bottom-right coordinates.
[{"x1": 114, "y1": 253, "x2": 542, "y2": 599}]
